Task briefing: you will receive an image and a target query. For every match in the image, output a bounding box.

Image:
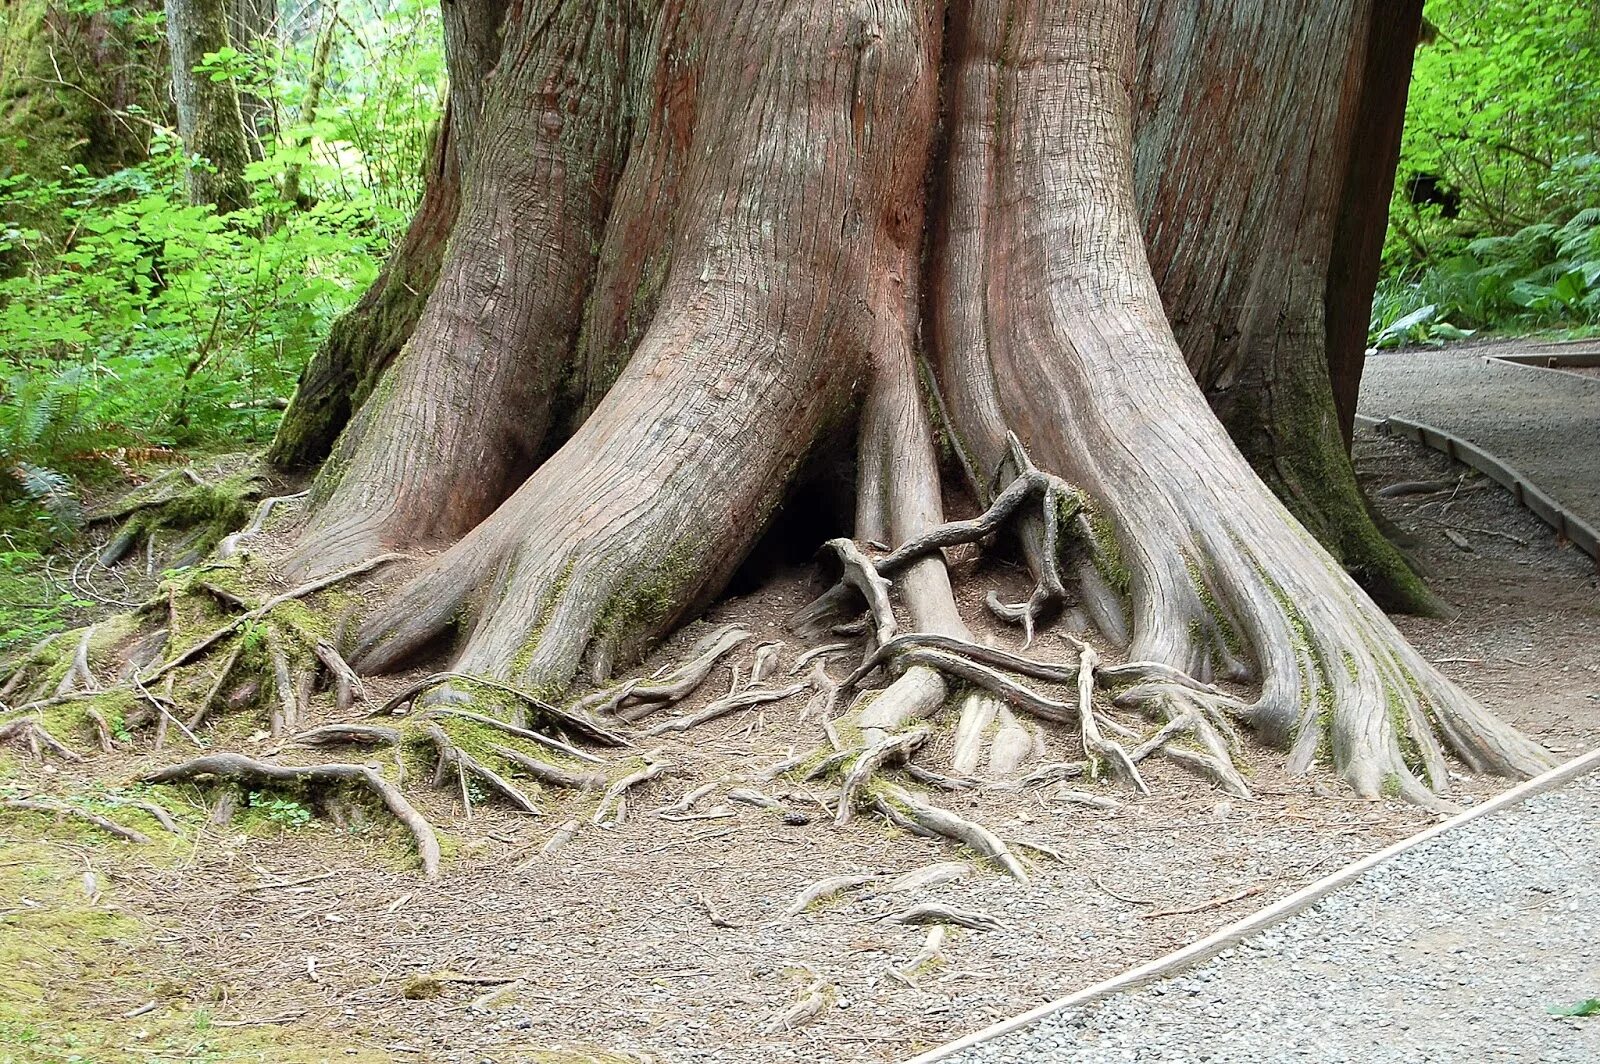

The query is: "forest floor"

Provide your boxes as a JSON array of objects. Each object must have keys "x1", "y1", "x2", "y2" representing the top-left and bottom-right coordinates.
[{"x1": 2, "y1": 427, "x2": 1598, "y2": 1064}]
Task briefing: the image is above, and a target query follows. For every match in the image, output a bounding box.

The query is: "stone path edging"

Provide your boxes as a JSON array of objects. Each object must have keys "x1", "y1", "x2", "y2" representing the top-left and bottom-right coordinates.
[
  {"x1": 1355, "y1": 411, "x2": 1600, "y2": 562},
  {"x1": 900, "y1": 746, "x2": 1600, "y2": 1064}
]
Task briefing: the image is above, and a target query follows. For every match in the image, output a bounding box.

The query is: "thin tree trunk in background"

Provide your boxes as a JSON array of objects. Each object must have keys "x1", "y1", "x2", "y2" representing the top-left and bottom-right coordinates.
[
  {"x1": 1132, "y1": 0, "x2": 1433, "y2": 613},
  {"x1": 165, "y1": 0, "x2": 257, "y2": 210},
  {"x1": 1326, "y1": 0, "x2": 1425, "y2": 443},
  {"x1": 279, "y1": 0, "x2": 338, "y2": 209}
]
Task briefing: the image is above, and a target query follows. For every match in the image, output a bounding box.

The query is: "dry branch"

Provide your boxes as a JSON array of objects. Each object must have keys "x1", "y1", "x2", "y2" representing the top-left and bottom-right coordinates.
[{"x1": 2, "y1": 798, "x2": 149, "y2": 843}]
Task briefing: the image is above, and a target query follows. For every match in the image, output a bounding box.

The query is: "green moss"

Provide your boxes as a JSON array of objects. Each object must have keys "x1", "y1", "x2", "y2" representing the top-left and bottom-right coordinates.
[
  {"x1": 509, "y1": 560, "x2": 579, "y2": 680},
  {"x1": 1184, "y1": 555, "x2": 1244, "y2": 659},
  {"x1": 1087, "y1": 508, "x2": 1131, "y2": 597},
  {"x1": 1380, "y1": 774, "x2": 1403, "y2": 799},
  {"x1": 0, "y1": 841, "x2": 393, "y2": 1062}
]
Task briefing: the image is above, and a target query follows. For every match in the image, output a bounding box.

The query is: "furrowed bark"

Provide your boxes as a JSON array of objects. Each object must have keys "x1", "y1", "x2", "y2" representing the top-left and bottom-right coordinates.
[
  {"x1": 1132, "y1": 0, "x2": 1434, "y2": 613},
  {"x1": 930, "y1": 0, "x2": 1550, "y2": 799},
  {"x1": 283, "y1": 0, "x2": 646, "y2": 578},
  {"x1": 268, "y1": 0, "x2": 513, "y2": 470},
  {"x1": 350, "y1": 0, "x2": 945, "y2": 697}
]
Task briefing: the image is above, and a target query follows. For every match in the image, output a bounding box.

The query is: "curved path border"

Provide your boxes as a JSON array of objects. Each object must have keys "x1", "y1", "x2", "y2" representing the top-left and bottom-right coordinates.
[
  {"x1": 1354, "y1": 411, "x2": 1600, "y2": 562},
  {"x1": 901, "y1": 745, "x2": 1600, "y2": 1064}
]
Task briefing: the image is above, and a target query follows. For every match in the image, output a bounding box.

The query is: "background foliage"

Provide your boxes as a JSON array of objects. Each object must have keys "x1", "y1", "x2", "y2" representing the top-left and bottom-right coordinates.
[
  {"x1": 1373, "y1": 0, "x2": 1600, "y2": 345},
  {"x1": 0, "y1": 0, "x2": 444, "y2": 647},
  {"x1": 0, "y1": 0, "x2": 444, "y2": 542}
]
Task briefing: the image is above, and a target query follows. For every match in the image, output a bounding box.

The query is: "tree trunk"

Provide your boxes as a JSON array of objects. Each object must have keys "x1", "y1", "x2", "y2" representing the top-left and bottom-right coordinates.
[
  {"x1": 266, "y1": 0, "x2": 509, "y2": 469},
  {"x1": 0, "y1": 0, "x2": 167, "y2": 181},
  {"x1": 1131, "y1": 0, "x2": 1433, "y2": 613},
  {"x1": 164, "y1": 0, "x2": 257, "y2": 210},
  {"x1": 261, "y1": 0, "x2": 1547, "y2": 801}
]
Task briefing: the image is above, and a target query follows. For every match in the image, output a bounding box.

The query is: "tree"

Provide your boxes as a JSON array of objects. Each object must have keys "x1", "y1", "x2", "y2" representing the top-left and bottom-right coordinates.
[
  {"x1": 163, "y1": 0, "x2": 258, "y2": 209},
  {"x1": 5, "y1": 0, "x2": 1552, "y2": 853},
  {"x1": 0, "y1": 0, "x2": 168, "y2": 183}
]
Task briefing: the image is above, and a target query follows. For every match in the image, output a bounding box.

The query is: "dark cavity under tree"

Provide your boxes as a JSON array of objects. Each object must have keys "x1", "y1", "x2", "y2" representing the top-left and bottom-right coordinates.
[{"x1": 6, "y1": 0, "x2": 1555, "y2": 854}]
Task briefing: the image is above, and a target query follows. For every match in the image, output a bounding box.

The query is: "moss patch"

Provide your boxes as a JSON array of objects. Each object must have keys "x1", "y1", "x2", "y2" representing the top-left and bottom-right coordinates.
[{"x1": 0, "y1": 840, "x2": 390, "y2": 1063}]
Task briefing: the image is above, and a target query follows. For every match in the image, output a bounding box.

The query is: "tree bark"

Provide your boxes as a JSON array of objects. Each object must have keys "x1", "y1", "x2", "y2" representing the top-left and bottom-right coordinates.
[
  {"x1": 164, "y1": 0, "x2": 257, "y2": 210},
  {"x1": 927, "y1": 0, "x2": 1547, "y2": 800},
  {"x1": 1131, "y1": 0, "x2": 1433, "y2": 613},
  {"x1": 256, "y1": 0, "x2": 1547, "y2": 802},
  {"x1": 266, "y1": 0, "x2": 510, "y2": 470}
]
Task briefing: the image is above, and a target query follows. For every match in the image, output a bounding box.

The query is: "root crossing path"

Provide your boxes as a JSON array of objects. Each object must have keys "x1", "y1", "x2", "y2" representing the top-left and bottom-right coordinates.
[
  {"x1": 1359, "y1": 342, "x2": 1600, "y2": 551},
  {"x1": 936, "y1": 766, "x2": 1600, "y2": 1064}
]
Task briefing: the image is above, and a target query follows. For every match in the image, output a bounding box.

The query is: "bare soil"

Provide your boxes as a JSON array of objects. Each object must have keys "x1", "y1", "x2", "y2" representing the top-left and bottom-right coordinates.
[{"x1": 3, "y1": 427, "x2": 1597, "y2": 1064}]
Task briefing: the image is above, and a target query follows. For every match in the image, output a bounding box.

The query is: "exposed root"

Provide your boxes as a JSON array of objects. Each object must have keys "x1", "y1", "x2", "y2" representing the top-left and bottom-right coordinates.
[
  {"x1": 645, "y1": 680, "x2": 811, "y2": 736},
  {"x1": 313, "y1": 641, "x2": 366, "y2": 713},
  {"x1": 294, "y1": 723, "x2": 401, "y2": 747},
  {"x1": 873, "y1": 783, "x2": 1028, "y2": 882},
  {"x1": 2, "y1": 798, "x2": 150, "y2": 843},
  {"x1": 823, "y1": 538, "x2": 897, "y2": 650},
  {"x1": 264, "y1": 626, "x2": 297, "y2": 738},
  {"x1": 182, "y1": 642, "x2": 243, "y2": 731},
  {"x1": 836, "y1": 727, "x2": 930, "y2": 825},
  {"x1": 1075, "y1": 645, "x2": 1147, "y2": 794},
  {"x1": 144, "y1": 753, "x2": 441, "y2": 878},
  {"x1": 888, "y1": 926, "x2": 948, "y2": 987},
  {"x1": 763, "y1": 967, "x2": 831, "y2": 1035},
  {"x1": 492, "y1": 744, "x2": 607, "y2": 792},
  {"x1": 425, "y1": 708, "x2": 604, "y2": 765},
  {"x1": 870, "y1": 860, "x2": 972, "y2": 897},
  {"x1": 591, "y1": 752, "x2": 671, "y2": 826},
  {"x1": 53, "y1": 626, "x2": 100, "y2": 696},
  {"x1": 580, "y1": 625, "x2": 750, "y2": 722},
  {"x1": 216, "y1": 491, "x2": 309, "y2": 559},
  {"x1": 881, "y1": 901, "x2": 1006, "y2": 932},
  {"x1": 727, "y1": 786, "x2": 811, "y2": 825},
  {"x1": 0, "y1": 715, "x2": 84, "y2": 762},
  {"x1": 657, "y1": 781, "x2": 720, "y2": 818},
  {"x1": 786, "y1": 873, "x2": 882, "y2": 917},
  {"x1": 422, "y1": 723, "x2": 542, "y2": 817},
  {"x1": 749, "y1": 642, "x2": 785, "y2": 686},
  {"x1": 141, "y1": 554, "x2": 408, "y2": 684},
  {"x1": 376, "y1": 672, "x2": 627, "y2": 747}
]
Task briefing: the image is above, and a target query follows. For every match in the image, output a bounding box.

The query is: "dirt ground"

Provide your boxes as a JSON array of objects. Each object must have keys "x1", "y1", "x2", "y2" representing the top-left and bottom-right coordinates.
[{"x1": 2, "y1": 426, "x2": 1597, "y2": 1064}]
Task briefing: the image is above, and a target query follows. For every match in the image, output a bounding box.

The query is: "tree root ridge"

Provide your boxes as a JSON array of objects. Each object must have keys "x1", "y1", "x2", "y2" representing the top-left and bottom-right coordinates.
[{"x1": 145, "y1": 753, "x2": 442, "y2": 879}]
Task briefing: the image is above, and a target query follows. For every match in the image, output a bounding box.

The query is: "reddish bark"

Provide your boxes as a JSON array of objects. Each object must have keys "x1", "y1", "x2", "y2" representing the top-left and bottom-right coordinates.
[
  {"x1": 271, "y1": 0, "x2": 1546, "y2": 799},
  {"x1": 1131, "y1": 0, "x2": 1434, "y2": 612}
]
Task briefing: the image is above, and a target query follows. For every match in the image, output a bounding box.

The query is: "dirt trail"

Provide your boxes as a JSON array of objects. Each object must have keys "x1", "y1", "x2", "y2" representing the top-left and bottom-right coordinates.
[{"x1": 1, "y1": 428, "x2": 1597, "y2": 1063}]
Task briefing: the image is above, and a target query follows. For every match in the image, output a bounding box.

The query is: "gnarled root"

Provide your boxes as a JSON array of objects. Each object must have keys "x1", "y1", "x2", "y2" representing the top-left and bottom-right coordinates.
[
  {"x1": 578, "y1": 625, "x2": 750, "y2": 722},
  {"x1": 144, "y1": 753, "x2": 441, "y2": 878}
]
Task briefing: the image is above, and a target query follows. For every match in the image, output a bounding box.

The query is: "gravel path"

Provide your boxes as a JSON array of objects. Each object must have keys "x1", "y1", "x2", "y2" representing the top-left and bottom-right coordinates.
[
  {"x1": 1359, "y1": 346, "x2": 1600, "y2": 533},
  {"x1": 945, "y1": 769, "x2": 1600, "y2": 1064}
]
